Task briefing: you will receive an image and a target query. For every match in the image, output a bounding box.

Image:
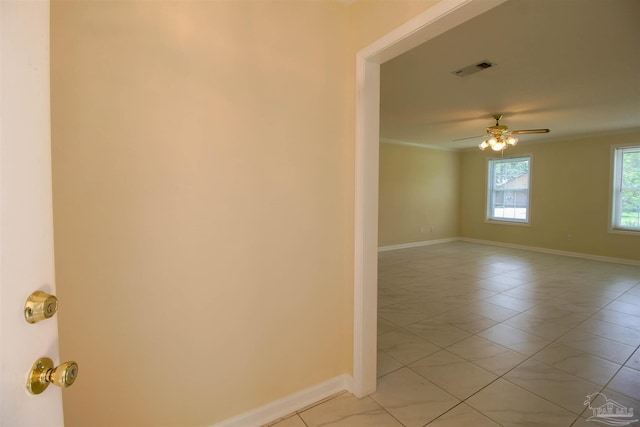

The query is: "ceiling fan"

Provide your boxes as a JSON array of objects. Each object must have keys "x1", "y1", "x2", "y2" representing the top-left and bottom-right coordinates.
[{"x1": 455, "y1": 114, "x2": 550, "y2": 151}]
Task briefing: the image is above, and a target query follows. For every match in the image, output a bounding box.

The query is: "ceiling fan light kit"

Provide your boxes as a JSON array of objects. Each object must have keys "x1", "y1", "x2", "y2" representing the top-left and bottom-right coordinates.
[
  {"x1": 477, "y1": 114, "x2": 549, "y2": 152},
  {"x1": 479, "y1": 135, "x2": 518, "y2": 151}
]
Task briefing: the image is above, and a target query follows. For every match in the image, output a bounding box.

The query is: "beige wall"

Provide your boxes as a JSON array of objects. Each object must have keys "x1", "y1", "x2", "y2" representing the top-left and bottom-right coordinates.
[
  {"x1": 348, "y1": 0, "x2": 439, "y2": 52},
  {"x1": 378, "y1": 143, "x2": 460, "y2": 246},
  {"x1": 460, "y1": 131, "x2": 640, "y2": 262},
  {"x1": 50, "y1": 1, "x2": 440, "y2": 426},
  {"x1": 51, "y1": 2, "x2": 352, "y2": 426}
]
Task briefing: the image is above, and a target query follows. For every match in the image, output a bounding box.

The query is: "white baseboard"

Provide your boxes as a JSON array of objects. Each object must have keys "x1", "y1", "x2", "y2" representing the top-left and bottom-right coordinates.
[
  {"x1": 379, "y1": 236, "x2": 640, "y2": 266},
  {"x1": 210, "y1": 374, "x2": 352, "y2": 427},
  {"x1": 378, "y1": 237, "x2": 457, "y2": 252},
  {"x1": 458, "y1": 237, "x2": 640, "y2": 266}
]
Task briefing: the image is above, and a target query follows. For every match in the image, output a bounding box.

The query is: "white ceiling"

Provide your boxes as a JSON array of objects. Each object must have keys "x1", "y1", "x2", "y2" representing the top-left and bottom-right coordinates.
[{"x1": 380, "y1": 0, "x2": 640, "y2": 150}]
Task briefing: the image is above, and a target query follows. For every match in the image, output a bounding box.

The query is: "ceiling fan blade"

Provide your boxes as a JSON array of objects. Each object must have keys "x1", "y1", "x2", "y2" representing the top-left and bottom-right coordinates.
[
  {"x1": 508, "y1": 129, "x2": 550, "y2": 135},
  {"x1": 451, "y1": 134, "x2": 485, "y2": 142}
]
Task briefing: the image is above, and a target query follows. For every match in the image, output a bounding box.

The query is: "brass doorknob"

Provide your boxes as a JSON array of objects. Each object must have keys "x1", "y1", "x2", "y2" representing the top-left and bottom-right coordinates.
[
  {"x1": 27, "y1": 357, "x2": 78, "y2": 395},
  {"x1": 24, "y1": 291, "x2": 58, "y2": 324}
]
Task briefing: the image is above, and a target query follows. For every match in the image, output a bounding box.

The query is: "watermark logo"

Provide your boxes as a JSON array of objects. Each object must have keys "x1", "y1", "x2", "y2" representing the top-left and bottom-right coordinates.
[{"x1": 584, "y1": 392, "x2": 638, "y2": 426}]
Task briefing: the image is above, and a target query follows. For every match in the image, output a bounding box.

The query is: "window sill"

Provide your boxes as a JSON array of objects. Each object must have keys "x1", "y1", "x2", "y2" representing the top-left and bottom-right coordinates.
[
  {"x1": 609, "y1": 227, "x2": 640, "y2": 236},
  {"x1": 485, "y1": 219, "x2": 531, "y2": 227}
]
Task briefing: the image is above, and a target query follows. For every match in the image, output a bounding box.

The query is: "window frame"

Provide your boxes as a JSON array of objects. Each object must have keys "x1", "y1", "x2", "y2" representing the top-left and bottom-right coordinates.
[
  {"x1": 610, "y1": 144, "x2": 640, "y2": 234},
  {"x1": 485, "y1": 155, "x2": 532, "y2": 225}
]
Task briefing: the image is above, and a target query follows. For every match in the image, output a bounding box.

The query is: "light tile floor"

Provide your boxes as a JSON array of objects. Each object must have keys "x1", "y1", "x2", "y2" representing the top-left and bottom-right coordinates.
[{"x1": 267, "y1": 242, "x2": 640, "y2": 427}]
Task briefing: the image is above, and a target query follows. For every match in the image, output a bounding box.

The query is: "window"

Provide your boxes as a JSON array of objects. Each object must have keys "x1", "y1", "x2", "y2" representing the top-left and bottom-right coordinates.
[
  {"x1": 612, "y1": 146, "x2": 640, "y2": 231},
  {"x1": 487, "y1": 156, "x2": 531, "y2": 223}
]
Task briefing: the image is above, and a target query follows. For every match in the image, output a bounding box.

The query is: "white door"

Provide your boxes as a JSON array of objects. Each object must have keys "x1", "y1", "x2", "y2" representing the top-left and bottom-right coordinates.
[{"x1": 0, "y1": 0, "x2": 65, "y2": 425}]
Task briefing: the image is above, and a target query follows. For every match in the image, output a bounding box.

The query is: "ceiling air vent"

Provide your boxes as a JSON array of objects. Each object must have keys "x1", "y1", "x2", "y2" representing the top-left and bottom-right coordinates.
[{"x1": 452, "y1": 60, "x2": 496, "y2": 77}]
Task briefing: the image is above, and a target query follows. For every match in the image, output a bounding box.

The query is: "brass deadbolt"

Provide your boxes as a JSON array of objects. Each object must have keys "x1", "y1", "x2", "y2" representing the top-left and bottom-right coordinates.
[
  {"x1": 24, "y1": 291, "x2": 58, "y2": 324},
  {"x1": 27, "y1": 358, "x2": 78, "y2": 395}
]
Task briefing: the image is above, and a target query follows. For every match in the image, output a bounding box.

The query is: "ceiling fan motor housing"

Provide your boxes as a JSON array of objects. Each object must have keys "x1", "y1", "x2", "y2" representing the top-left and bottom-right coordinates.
[{"x1": 488, "y1": 125, "x2": 508, "y2": 135}]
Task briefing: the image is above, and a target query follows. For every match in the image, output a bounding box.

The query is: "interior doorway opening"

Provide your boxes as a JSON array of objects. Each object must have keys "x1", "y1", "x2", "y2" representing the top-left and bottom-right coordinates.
[{"x1": 352, "y1": 0, "x2": 510, "y2": 397}]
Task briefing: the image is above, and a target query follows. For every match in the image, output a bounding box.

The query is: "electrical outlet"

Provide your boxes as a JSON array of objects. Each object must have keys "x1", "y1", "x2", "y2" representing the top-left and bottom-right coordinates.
[{"x1": 567, "y1": 234, "x2": 573, "y2": 241}]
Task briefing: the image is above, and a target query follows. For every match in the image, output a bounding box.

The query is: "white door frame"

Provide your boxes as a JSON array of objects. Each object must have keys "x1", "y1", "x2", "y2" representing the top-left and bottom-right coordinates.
[{"x1": 351, "y1": 0, "x2": 509, "y2": 397}]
